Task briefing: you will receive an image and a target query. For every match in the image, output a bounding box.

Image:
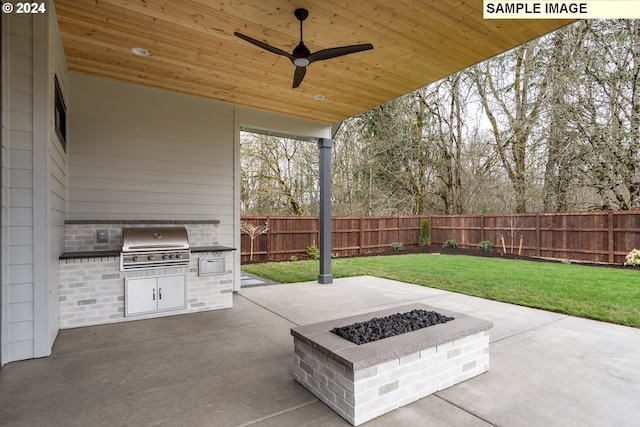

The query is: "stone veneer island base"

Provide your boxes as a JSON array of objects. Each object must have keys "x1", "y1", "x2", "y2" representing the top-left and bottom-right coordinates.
[{"x1": 291, "y1": 303, "x2": 492, "y2": 426}]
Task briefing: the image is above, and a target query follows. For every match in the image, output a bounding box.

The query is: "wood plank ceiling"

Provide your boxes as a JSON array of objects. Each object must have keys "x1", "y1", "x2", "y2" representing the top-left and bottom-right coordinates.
[{"x1": 54, "y1": 1, "x2": 573, "y2": 125}]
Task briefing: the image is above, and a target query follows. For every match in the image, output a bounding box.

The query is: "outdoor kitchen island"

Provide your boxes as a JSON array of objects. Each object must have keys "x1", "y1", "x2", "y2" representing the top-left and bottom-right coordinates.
[{"x1": 58, "y1": 220, "x2": 234, "y2": 329}]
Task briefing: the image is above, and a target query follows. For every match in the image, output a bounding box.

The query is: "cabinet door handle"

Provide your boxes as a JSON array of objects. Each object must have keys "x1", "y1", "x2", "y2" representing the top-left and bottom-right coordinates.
[
  {"x1": 158, "y1": 288, "x2": 162, "y2": 300},
  {"x1": 152, "y1": 288, "x2": 156, "y2": 301}
]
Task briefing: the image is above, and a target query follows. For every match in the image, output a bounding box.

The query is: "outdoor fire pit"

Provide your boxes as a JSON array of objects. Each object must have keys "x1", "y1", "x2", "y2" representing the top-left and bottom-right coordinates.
[{"x1": 291, "y1": 303, "x2": 492, "y2": 426}]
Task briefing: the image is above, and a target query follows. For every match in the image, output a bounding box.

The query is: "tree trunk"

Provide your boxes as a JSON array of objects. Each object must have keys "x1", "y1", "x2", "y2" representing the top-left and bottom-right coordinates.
[{"x1": 629, "y1": 21, "x2": 640, "y2": 209}]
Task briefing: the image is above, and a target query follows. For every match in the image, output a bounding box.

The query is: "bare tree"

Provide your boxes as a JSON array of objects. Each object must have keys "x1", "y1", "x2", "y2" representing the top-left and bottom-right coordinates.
[
  {"x1": 241, "y1": 133, "x2": 317, "y2": 215},
  {"x1": 422, "y1": 74, "x2": 471, "y2": 214},
  {"x1": 500, "y1": 214, "x2": 530, "y2": 254},
  {"x1": 359, "y1": 96, "x2": 438, "y2": 215},
  {"x1": 240, "y1": 220, "x2": 269, "y2": 261},
  {"x1": 626, "y1": 20, "x2": 640, "y2": 209},
  {"x1": 332, "y1": 119, "x2": 373, "y2": 216},
  {"x1": 566, "y1": 20, "x2": 640, "y2": 210},
  {"x1": 540, "y1": 24, "x2": 589, "y2": 212},
  {"x1": 471, "y1": 38, "x2": 555, "y2": 213}
]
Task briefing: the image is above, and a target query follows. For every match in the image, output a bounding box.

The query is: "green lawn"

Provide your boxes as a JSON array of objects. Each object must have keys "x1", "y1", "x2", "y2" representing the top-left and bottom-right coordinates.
[{"x1": 242, "y1": 254, "x2": 640, "y2": 328}]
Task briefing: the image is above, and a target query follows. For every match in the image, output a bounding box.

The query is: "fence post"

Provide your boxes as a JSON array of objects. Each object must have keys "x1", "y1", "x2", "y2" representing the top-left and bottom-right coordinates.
[
  {"x1": 562, "y1": 215, "x2": 567, "y2": 259},
  {"x1": 608, "y1": 211, "x2": 614, "y2": 264},
  {"x1": 429, "y1": 215, "x2": 433, "y2": 245},
  {"x1": 265, "y1": 216, "x2": 271, "y2": 262},
  {"x1": 536, "y1": 213, "x2": 541, "y2": 257},
  {"x1": 359, "y1": 217, "x2": 363, "y2": 255},
  {"x1": 462, "y1": 216, "x2": 467, "y2": 248}
]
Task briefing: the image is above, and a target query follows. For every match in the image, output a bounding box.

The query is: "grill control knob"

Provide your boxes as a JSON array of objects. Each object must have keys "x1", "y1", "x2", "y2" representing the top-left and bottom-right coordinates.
[
  {"x1": 132, "y1": 255, "x2": 139, "y2": 262},
  {"x1": 162, "y1": 254, "x2": 169, "y2": 260},
  {"x1": 147, "y1": 255, "x2": 154, "y2": 261}
]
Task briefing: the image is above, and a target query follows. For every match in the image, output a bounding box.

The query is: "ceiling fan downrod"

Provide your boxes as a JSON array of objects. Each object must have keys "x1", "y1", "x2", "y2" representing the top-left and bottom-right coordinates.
[{"x1": 293, "y1": 9, "x2": 311, "y2": 66}]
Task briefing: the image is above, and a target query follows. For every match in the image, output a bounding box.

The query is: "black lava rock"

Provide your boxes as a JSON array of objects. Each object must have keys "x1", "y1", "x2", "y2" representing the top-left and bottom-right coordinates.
[{"x1": 331, "y1": 309, "x2": 454, "y2": 345}]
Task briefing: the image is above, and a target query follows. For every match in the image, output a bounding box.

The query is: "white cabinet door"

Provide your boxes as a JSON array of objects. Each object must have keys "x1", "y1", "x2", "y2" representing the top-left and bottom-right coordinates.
[
  {"x1": 125, "y1": 277, "x2": 158, "y2": 316},
  {"x1": 157, "y1": 275, "x2": 186, "y2": 311},
  {"x1": 125, "y1": 274, "x2": 186, "y2": 316}
]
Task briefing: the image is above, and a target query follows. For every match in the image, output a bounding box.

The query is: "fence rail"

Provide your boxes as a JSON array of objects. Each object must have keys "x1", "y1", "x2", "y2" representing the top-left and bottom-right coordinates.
[{"x1": 240, "y1": 212, "x2": 640, "y2": 264}]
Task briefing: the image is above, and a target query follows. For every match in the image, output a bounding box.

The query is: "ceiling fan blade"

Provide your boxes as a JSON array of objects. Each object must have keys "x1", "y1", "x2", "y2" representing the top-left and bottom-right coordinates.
[
  {"x1": 308, "y1": 43, "x2": 373, "y2": 63},
  {"x1": 292, "y1": 66, "x2": 306, "y2": 88},
  {"x1": 234, "y1": 32, "x2": 294, "y2": 60}
]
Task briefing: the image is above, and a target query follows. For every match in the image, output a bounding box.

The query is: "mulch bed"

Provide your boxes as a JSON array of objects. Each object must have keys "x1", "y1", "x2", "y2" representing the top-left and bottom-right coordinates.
[
  {"x1": 243, "y1": 244, "x2": 631, "y2": 270},
  {"x1": 365, "y1": 245, "x2": 629, "y2": 269}
]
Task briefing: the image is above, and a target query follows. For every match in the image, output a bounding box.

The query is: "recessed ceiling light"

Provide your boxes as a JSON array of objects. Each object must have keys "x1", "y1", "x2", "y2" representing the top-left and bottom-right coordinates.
[
  {"x1": 313, "y1": 94, "x2": 325, "y2": 101},
  {"x1": 131, "y1": 47, "x2": 150, "y2": 57}
]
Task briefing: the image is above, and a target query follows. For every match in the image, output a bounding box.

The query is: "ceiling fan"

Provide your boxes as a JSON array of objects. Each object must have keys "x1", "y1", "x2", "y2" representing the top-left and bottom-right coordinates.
[{"x1": 234, "y1": 8, "x2": 373, "y2": 89}]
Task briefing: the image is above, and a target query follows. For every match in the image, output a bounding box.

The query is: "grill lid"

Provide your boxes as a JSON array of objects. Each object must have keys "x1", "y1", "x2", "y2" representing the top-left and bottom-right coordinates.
[
  {"x1": 120, "y1": 227, "x2": 190, "y2": 271},
  {"x1": 122, "y1": 227, "x2": 189, "y2": 252},
  {"x1": 121, "y1": 227, "x2": 189, "y2": 252}
]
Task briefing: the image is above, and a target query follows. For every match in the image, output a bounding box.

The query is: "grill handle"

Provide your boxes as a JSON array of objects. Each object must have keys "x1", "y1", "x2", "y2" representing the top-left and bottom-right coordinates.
[{"x1": 126, "y1": 244, "x2": 186, "y2": 250}]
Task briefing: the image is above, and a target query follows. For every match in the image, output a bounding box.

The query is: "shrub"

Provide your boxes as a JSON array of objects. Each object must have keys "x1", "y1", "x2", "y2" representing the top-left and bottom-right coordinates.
[
  {"x1": 391, "y1": 242, "x2": 404, "y2": 251},
  {"x1": 306, "y1": 245, "x2": 320, "y2": 260},
  {"x1": 624, "y1": 249, "x2": 640, "y2": 268},
  {"x1": 419, "y1": 218, "x2": 431, "y2": 246},
  {"x1": 478, "y1": 240, "x2": 494, "y2": 252},
  {"x1": 289, "y1": 255, "x2": 298, "y2": 262},
  {"x1": 443, "y1": 239, "x2": 458, "y2": 248}
]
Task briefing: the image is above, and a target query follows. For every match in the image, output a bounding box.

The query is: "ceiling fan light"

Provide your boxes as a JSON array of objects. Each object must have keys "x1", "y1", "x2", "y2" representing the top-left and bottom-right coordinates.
[{"x1": 293, "y1": 57, "x2": 310, "y2": 67}]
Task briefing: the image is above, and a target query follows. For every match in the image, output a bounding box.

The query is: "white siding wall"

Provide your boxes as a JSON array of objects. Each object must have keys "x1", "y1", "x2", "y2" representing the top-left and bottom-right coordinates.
[
  {"x1": 3, "y1": 13, "x2": 36, "y2": 363},
  {"x1": 1, "y1": 10, "x2": 5, "y2": 367},
  {"x1": 68, "y1": 74, "x2": 235, "y2": 245},
  {"x1": 1, "y1": 2, "x2": 68, "y2": 365}
]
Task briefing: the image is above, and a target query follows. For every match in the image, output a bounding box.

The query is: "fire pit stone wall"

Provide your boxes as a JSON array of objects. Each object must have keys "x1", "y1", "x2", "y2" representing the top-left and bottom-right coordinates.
[{"x1": 291, "y1": 303, "x2": 492, "y2": 426}]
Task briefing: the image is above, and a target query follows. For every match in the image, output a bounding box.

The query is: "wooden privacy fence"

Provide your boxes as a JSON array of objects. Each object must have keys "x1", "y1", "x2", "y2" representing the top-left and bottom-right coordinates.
[{"x1": 240, "y1": 211, "x2": 640, "y2": 264}]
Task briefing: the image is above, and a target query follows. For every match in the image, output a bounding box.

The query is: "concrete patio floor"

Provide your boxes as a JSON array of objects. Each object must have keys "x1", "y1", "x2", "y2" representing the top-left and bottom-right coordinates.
[{"x1": 1, "y1": 275, "x2": 639, "y2": 426}]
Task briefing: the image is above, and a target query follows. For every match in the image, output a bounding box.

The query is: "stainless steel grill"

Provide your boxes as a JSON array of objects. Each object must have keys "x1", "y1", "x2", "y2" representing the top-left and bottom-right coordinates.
[{"x1": 120, "y1": 227, "x2": 190, "y2": 271}]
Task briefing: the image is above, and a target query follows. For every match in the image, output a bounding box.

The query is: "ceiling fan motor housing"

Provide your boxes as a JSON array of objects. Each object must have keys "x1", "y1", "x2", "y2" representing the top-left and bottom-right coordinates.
[
  {"x1": 294, "y1": 8, "x2": 309, "y2": 21},
  {"x1": 293, "y1": 42, "x2": 311, "y2": 66}
]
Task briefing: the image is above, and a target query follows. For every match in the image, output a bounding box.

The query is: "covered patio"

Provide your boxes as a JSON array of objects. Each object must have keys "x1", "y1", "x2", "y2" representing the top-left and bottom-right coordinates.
[
  {"x1": 1, "y1": 0, "x2": 576, "y2": 366},
  {"x1": 2, "y1": 277, "x2": 639, "y2": 426}
]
